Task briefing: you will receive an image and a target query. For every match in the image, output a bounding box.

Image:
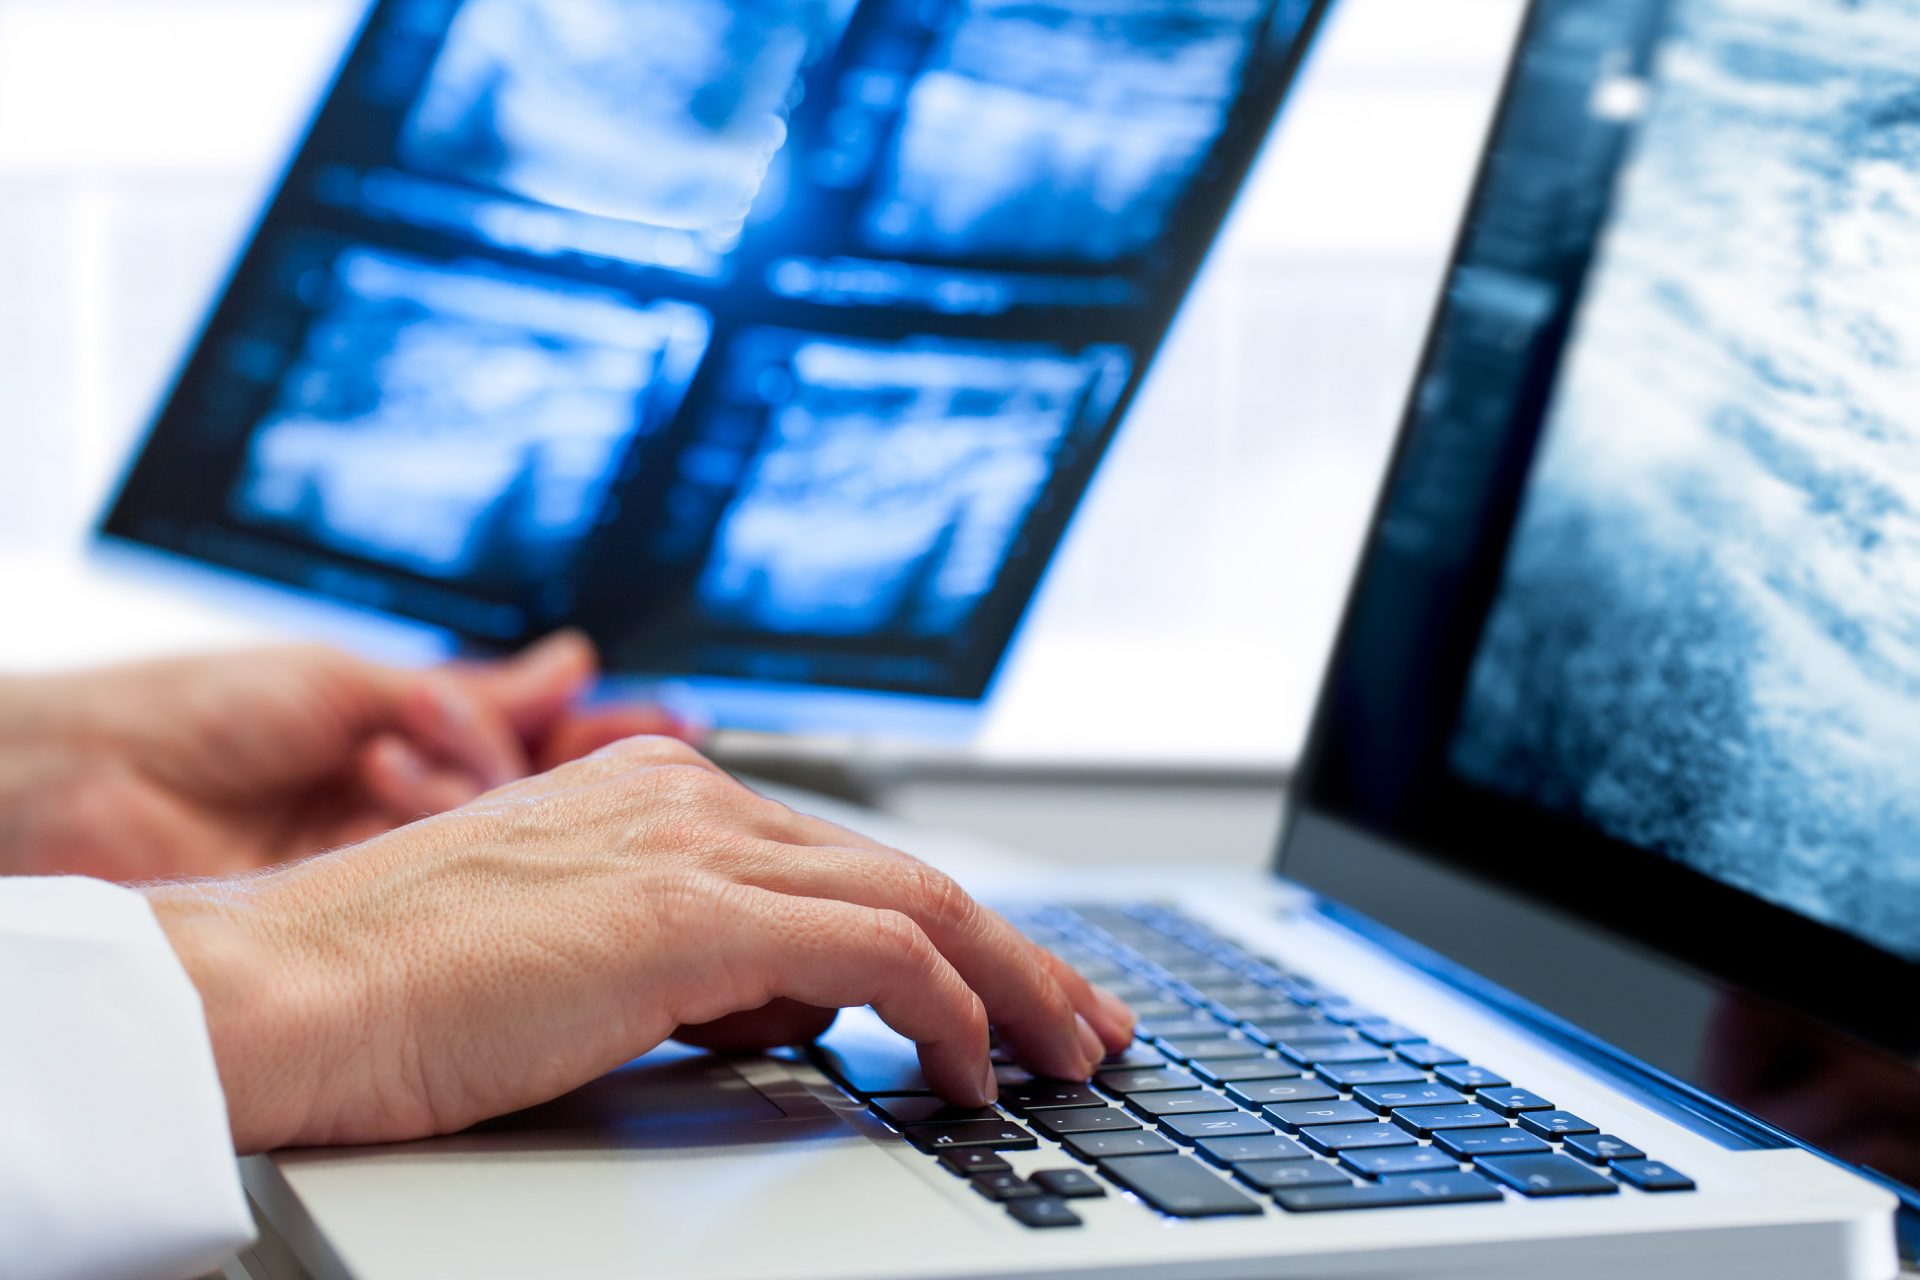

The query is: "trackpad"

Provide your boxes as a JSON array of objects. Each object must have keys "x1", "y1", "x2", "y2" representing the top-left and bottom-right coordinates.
[{"x1": 469, "y1": 1043, "x2": 838, "y2": 1148}]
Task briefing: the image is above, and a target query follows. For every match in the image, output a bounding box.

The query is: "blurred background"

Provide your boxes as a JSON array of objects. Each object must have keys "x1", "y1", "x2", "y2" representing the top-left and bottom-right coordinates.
[{"x1": 0, "y1": 0, "x2": 1523, "y2": 861}]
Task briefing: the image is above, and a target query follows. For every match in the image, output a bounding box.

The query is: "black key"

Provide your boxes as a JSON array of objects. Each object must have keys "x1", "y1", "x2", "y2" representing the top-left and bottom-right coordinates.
[
  {"x1": 1192, "y1": 1056, "x2": 1298, "y2": 1086},
  {"x1": 1397, "y1": 1043, "x2": 1468, "y2": 1068},
  {"x1": 1316, "y1": 1061, "x2": 1430, "y2": 1089},
  {"x1": 1251, "y1": 1022, "x2": 1351, "y2": 1048},
  {"x1": 1477, "y1": 1152, "x2": 1621, "y2": 1197},
  {"x1": 1478, "y1": 1087, "x2": 1554, "y2": 1116},
  {"x1": 1158, "y1": 1035, "x2": 1265, "y2": 1062},
  {"x1": 1101, "y1": 1045, "x2": 1167, "y2": 1070},
  {"x1": 1353, "y1": 1082, "x2": 1469, "y2": 1114},
  {"x1": 1031, "y1": 1168, "x2": 1107, "y2": 1199},
  {"x1": 1102, "y1": 1154, "x2": 1265, "y2": 1217},
  {"x1": 1002, "y1": 1081, "x2": 1105, "y2": 1113},
  {"x1": 1236, "y1": 1158, "x2": 1353, "y2": 1191},
  {"x1": 1227, "y1": 1079, "x2": 1337, "y2": 1109},
  {"x1": 1129, "y1": 1000, "x2": 1198, "y2": 1022},
  {"x1": 1564, "y1": 1133, "x2": 1644, "y2": 1165},
  {"x1": 1315, "y1": 1000, "x2": 1376, "y2": 1024},
  {"x1": 1612, "y1": 1159, "x2": 1695, "y2": 1192},
  {"x1": 1300, "y1": 1122, "x2": 1415, "y2": 1155},
  {"x1": 1160, "y1": 1111, "x2": 1274, "y2": 1144},
  {"x1": 1276, "y1": 1171, "x2": 1503, "y2": 1213},
  {"x1": 1354, "y1": 1020, "x2": 1422, "y2": 1046},
  {"x1": 938, "y1": 1150, "x2": 1010, "y2": 1177},
  {"x1": 1062, "y1": 1129, "x2": 1179, "y2": 1162},
  {"x1": 1128, "y1": 1090, "x2": 1236, "y2": 1119},
  {"x1": 1341, "y1": 1146, "x2": 1462, "y2": 1178},
  {"x1": 1433, "y1": 1127, "x2": 1552, "y2": 1160},
  {"x1": 1196, "y1": 1133, "x2": 1310, "y2": 1168},
  {"x1": 1139, "y1": 1017, "x2": 1229, "y2": 1042},
  {"x1": 1032, "y1": 1107, "x2": 1141, "y2": 1138},
  {"x1": 905, "y1": 1119, "x2": 1039, "y2": 1153},
  {"x1": 1097, "y1": 1066, "x2": 1199, "y2": 1095},
  {"x1": 1290, "y1": 1043, "x2": 1391, "y2": 1067},
  {"x1": 972, "y1": 1172, "x2": 1041, "y2": 1201},
  {"x1": 1220, "y1": 1002, "x2": 1306, "y2": 1025},
  {"x1": 1265, "y1": 1100, "x2": 1377, "y2": 1132},
  {"x1": 1006, "y1": 1195, "x2": 1083, "y2": 1228},
  {"x1": 1435, "y1": 1063, "x2": 1510, "y2": 1092},
  {"x1": 870, "y1": 1096, "x2": 1002, "y2": 1127},
  {"x1": 1391, "y1": 1104, "x2": 1506, "y2": 1136},
  {"x1": 1239, "y1": 1006, "x2": 1324, "y2": 1028},
  {"x1": 1517, "y1": 1110, "x2": 1599, "y2": 1139}
]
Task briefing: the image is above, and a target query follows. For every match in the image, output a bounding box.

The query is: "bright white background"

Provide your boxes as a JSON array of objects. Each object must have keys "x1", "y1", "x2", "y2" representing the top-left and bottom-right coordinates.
[{"x1": 0, "y1": 0, "x2": 1525, "y2": 769}]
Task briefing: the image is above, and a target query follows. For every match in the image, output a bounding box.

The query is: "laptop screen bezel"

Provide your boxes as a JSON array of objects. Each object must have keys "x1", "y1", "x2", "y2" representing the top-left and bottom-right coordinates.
[{"x1": 1274, "y1": 0, "x2": 1920, "y2": 1060}]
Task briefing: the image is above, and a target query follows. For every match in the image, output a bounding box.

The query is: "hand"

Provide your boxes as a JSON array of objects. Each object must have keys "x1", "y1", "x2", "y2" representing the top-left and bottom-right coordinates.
[
  {"x1": 145, "y1": 736, "x2": 1136, "y2": 1153},
  {"x1": 0, "y1": 632, "x2": 687, "y2": 881}
]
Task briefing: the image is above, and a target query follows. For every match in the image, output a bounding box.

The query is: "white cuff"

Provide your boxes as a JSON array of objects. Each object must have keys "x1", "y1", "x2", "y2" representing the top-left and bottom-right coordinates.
[{"x1": 0, "y1": 877, "x2": 254, "y2": 1280}]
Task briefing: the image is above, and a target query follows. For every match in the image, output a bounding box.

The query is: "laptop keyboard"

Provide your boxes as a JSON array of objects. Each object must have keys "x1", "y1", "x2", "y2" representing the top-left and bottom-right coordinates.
[{"x1": 811, "y1": 903, "x2": 1697, "y2": 1229}]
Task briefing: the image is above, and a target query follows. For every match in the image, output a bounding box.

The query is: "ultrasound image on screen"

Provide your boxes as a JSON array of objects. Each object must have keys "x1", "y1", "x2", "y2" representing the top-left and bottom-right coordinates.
[
  {"x1": 1451, "y1": 0, "x2": 1920, "y2": 960},
  {"x1": 232, "y1": 248, "x2": 710, "y2": 591},
  {"x1": 861, "y1": 0, "x2": 1274, "y2": 263},
  {"x1": 697, "y1": 333, "x2": 1127, "y2": 637},
  {"x1": 400, "y1": 0, "x2": 856, "y2": 247}
]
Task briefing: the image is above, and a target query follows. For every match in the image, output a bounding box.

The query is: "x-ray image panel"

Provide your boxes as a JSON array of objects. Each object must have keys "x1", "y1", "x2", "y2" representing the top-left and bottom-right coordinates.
[
  {"x1": 863, "y1": 0, "x2": 1275, "y2": 263},
  {"x1": 698, "y1": 333, "x2": 1129, "y2": 638},
  {"x1": 231, "y1": 247, "x2": 710, "y2": 593},
  {"x1": 400, "y1": 0, "x2": 856, "y2": 248}
]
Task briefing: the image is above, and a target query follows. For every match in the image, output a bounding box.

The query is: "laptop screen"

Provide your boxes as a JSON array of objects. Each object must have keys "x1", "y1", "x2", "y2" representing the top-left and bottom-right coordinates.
[
  {"x1": 1286, "y1": 0, "x2": 1920, "y2": 1200},
  {"x1": 102, "y1": 0, "x2": 1326, "y2": 705}
]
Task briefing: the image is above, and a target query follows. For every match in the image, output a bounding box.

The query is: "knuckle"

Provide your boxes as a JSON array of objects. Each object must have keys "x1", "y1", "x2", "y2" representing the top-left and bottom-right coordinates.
[
  {"x1": 907, "y1": 863, "x2": 976, "y2": 935},
  {"x1": 870, "y1": 908, "x2": 936, "y2": 973},
  {"x1": 644, "y1": 868, "x2": 725, "y2": 938},
  {"x1": 599, "y1": 733, "x2": 697, "y2": 765}
]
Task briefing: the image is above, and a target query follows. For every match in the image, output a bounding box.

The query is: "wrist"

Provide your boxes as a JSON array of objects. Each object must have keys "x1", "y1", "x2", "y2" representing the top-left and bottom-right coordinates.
[{"x1": 146, "y1": 876, "x2": 333, "y2": 1153}]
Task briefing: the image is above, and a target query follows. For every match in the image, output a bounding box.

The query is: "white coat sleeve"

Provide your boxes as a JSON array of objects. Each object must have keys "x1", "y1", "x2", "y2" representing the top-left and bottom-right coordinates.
[{"x1": 0, "y1": 877, "x2": 254, "y2": 1280}]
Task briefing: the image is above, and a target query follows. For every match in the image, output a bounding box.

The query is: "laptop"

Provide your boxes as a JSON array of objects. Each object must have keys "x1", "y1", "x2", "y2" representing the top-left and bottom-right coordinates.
[
  {"x1": 237, "y1": 0, "x2": 1920, "y2": 1276},
  {"x1": 95, "y1": 0, "x2": 1328, "y2": 741}
]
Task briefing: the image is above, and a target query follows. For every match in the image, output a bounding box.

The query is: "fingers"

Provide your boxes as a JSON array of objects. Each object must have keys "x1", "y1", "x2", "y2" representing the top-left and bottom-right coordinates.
[
  {"x1": 359, "y1": 735, "x2": 486, "y2": 820},
  {"x1": 709, "y1": 888, "x2": 995, "y2": 1106},
  {"x1": 395, "y1": 674, "x2": 529, "y2": 790},
  {"x1": 673, "y1": 999, "x2": 840, "y2": 1053},
  {"x1": 732, "y1": 844, "x2": 1123, "y2": 1083},
  {"x1": 451, "y1": 630, "x2": 599, "y2": 740}
]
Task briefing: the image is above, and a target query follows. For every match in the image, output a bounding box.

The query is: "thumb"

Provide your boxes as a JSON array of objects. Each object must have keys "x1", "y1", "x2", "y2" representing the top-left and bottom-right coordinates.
[{"x1": 453, "y1": 629, "x2": 599, "y2": 740}]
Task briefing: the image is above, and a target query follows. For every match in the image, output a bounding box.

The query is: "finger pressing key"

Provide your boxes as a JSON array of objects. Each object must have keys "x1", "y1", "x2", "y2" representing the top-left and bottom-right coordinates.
[
  {"x1": 707, "y1": 887, "x2": 997, "y2": 1107},
  {"x1": 735, "y1": 845, "x2": 1104, "y2": 1082}
]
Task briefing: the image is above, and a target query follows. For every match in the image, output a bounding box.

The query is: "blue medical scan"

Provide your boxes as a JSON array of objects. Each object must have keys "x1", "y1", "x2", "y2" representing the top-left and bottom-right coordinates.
[
  {"x1": 230, "y1": 248, "x2": 710, "y2": 593},
  {"x1": 103, "y1": 0, "x2": 1322, "y2": 700},
  {"x1": 696, "y1": 333, "x2": 1127, "y2": 635},
  {"x1": 1451, "y1": 0, "x2": 1920, "y2": 961},
  {"x1": 860, "y1": 0, "x2": 1276, "y2": 263},
  {"x1": 400, "y1": 0, "x2": 858, "y2": 266}
]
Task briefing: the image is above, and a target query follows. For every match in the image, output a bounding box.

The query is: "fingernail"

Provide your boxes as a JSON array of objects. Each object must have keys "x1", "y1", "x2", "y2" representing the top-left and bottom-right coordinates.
[
  {"x1": 978, "y1": 1057, "x2": 999, "y2": 1105},
  {"x1": 523, "y1": 629, "x2": 593, "y2": 675},
  {"x1": 1074, "y1": 1013, "x2": 1103, "y2": 1075}
]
